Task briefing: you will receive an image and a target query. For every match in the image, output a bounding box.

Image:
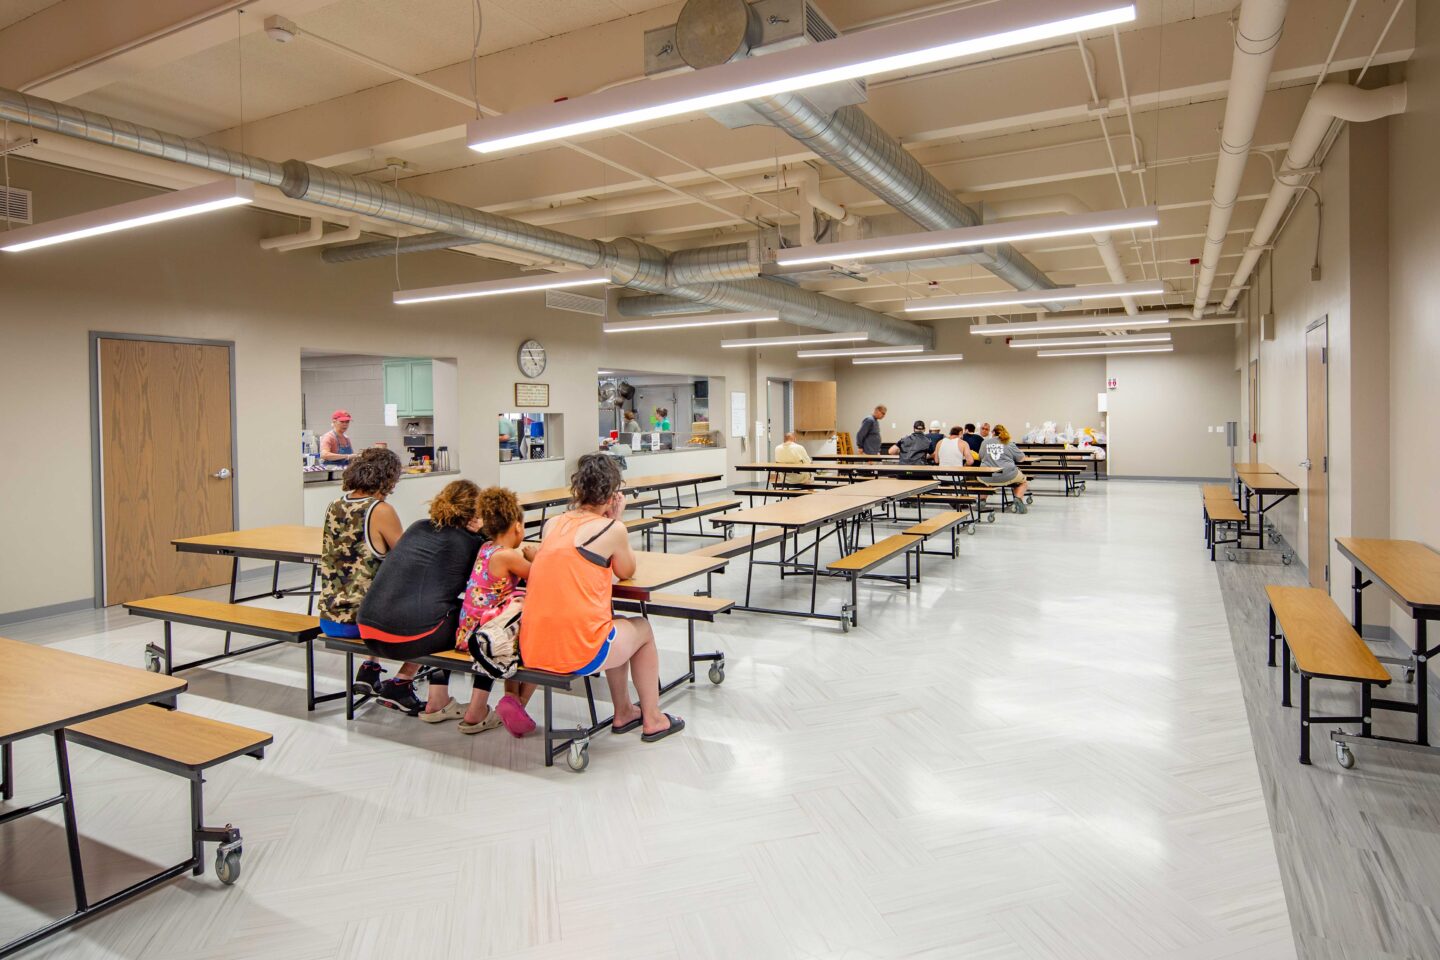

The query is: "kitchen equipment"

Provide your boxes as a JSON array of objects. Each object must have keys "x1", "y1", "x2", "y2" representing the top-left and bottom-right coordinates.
[
  {"x1": 436, "y1": 446, "x2": 449, "y2": 471},
  {"x1": 499, "y1": 448, "x2": 513, "y2": 462}
]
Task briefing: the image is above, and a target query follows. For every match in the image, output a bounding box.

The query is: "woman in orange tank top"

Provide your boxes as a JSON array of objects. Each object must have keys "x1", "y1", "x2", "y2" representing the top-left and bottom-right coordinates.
[{"x1": 519, "y1": 454, "x2": 682, "y2": 742}]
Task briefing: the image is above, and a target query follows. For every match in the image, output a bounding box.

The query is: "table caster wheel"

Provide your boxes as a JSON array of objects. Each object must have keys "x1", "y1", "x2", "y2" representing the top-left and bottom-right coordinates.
[
  {"x1": 986, "y1": 513, "x2": 996, "y2": 524},
  {"x1": 566, "y1": 743, "x2": 589, "y2": 772},
  {"x1": 967, "y1": 524, "x2": 977, "y2": 536},
  {"x1": 1405, "y1": 667, "x2": 1416, "y2": 683},
  {"x1": 1226, "y1": 551, "x2": 1236, "y2": 562},
  {"x1": 1025, "y1": 494, "x2": 1034, "y2": 505},
  {"x1": 143, "y1": 648, "x2": 162, "y2": 673},
  {"x1": 1282, "y1": 553, "x2": 1294, "y2": 566},
  {"x1": 215, "y1": 849, "x2": 242, "y2": 885},
  {"x1": 1335, "y1": 742, "x2": 1356, "y2": 770},
  {"x1": 708, "y1": 661, "x2": 726, "y2": 685}
]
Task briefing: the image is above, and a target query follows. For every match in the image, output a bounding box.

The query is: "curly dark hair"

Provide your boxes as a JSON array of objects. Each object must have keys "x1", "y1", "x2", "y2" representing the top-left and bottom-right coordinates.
[
  {"x1": 571, "y1": 452, "x2": 622, "y2": 507},
  {"x1": 341, "y1": 448, "x2": 402, "y2": 495},
  {"x1": 477, "y1": 486, "x2": 524, "y2": 540},
  {"x1": 429, "y1": 479, "x2": 481, "y2": 528}
]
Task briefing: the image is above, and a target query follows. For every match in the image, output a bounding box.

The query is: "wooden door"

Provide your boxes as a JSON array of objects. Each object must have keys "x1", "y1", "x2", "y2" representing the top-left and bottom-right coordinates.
[
  {"x1": 1304, "y1": 322, "x2": 1329, "y2": 588},
  {"x1": 99, "y1": 338, "x2": 235, "y2": 605},
  {"x1": 1248, "y1": 359, "x2": 1259, "y2": 461}
]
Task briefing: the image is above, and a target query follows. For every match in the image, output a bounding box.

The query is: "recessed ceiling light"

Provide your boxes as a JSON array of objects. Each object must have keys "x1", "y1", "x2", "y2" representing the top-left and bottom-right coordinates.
[
  {"x1": 393, "y1": 268, "x2": 610, "y2": 305},
  {"x1": 468, "y1": 1, "x2": 1137, "y2": 153}
]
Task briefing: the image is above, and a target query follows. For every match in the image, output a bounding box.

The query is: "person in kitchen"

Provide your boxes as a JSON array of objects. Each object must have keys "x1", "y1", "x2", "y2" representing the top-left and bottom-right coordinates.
[
  {"x1": 498, "y1": 413, "x2": 514, "y2": 454},
  {"x1": 320, "y1": 410, "x2": 357, "y2": 464},
  {"x1": 622, "y1": 409, "x2": 641, "y2": 433}
]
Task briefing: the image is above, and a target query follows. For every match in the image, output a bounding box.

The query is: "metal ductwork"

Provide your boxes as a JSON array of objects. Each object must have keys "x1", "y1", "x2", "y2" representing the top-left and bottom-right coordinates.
[
  {"x1": 0, "y1": 85, "x2": 930, "y2": 345},
  {"x1": 323, "y1": 231, "x2": 474, "y2": 262}
]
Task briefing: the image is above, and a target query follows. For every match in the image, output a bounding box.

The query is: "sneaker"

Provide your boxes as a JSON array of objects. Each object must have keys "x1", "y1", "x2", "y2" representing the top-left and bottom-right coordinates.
[
  {"x1": 353, "y1": 659, "x2": 385, "y2": 696},
  {"x1": 458, "y1": 708, "x2": 505, "y2": 735},
  {"x1": 373, "y1": 678, "x2": 424, "y2": 716},
  {"x1": 494, "y1": 694, "x2": 537, "y2": 738},
  {"x1": 418, "y1": 699, "x2": 465, "y2": 724},
  {"x1": 1014, "y1": 499, "x2": 1029, "y2": 515}
]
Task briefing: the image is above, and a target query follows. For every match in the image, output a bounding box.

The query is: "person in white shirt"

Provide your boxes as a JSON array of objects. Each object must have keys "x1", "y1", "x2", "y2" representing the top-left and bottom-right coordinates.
[
  {"x1": 773, "y1": 432, "x2": 814, "y2": 485},
  {"x1": 933, "y1": 426, "x2": 975, "y2": 466}
]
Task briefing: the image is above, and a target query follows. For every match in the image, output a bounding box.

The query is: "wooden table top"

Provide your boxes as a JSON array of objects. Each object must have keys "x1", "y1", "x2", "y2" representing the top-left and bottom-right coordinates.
[
  {"x1": 0, "y1": 636, "x2": 186, "y2": 744},
  {"x1": 1240, "y1": 473, "x2": 1298, "y2": 494},
  {"x1": 739, "y1": 462, "x2": 995, "y2": 476},
  {"x1": 172, "y1": 524, "x2": 321, "y2": 560},
  {"x1": 1336, "y1": 538, "x2": 1440, "y2": 615},
  {"x1": 617, "y1": 551, "x2": 726, "y2": 594},
  {"x1": 821, "y1": 478, "x2": 939, "y2": 499},
  {"x1": 721, "y1": 492, "x2": 883, "y2": 530},
  {"x1": 1016, "y1": 447, "x2": 1097, "y2": 458},
  {"x1": 811, "y1": 454, "x2": 897, "y2": 461},
  {"x1": 622, "y1": 472, "x2": 724, "y2": 491},
  {"x1": 1234, "y1": 462, "x2": 1279, "y2": 474},
  {"x1": 516, "y1": 486, "x2": 574, "y2": 510}
]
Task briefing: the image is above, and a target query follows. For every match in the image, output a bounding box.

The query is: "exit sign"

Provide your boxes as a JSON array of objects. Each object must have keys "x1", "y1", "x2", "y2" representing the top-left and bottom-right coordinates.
[{"x1": 1107, "y1": 377, "x2": 1118, "y2": 389}]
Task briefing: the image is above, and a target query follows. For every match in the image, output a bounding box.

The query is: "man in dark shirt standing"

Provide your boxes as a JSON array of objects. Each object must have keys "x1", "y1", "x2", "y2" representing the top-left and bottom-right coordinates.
[
  {"x1": 962, "y1": 423, "x2": 983, "y2": 457},
  {"x1": 856, "y1": 404, "x2": 886, "y2": 455},
  {"x1": 890, "y1": 420, "x2": 933, "y2": 465}
]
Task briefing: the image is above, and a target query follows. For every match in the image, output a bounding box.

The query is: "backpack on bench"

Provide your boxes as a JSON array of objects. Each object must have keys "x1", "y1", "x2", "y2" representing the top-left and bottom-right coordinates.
[{"x1": 462, "y1": 598, "x2": 524, "y2": 679}]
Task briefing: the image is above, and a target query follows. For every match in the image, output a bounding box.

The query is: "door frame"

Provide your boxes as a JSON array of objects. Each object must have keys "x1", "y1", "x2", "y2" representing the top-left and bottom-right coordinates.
[
  {"x1": 765, "y1": 377, "x2": 792, "y2": 458},
  {"x1": 89, "y1": 331, "x2": 239, "y2": 608},
  {"x1": 1304, "y1": 315, "x2": 1330, "y2": 587}
]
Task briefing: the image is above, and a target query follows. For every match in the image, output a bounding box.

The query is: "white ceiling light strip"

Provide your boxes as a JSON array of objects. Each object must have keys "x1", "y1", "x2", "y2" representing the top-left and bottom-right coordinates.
[
  {"x1": 970, "y1": 315, "x2": 1171, "y2": 336},
  {"x1": 1037, "y1": 345, "x2": 1175, "y2": 357},
  {"x1": 720, "y1": 332, "x2": 869, "y2": 349},
  {"x1": 794, "y1": 344, "x2": 926, "y2": 358},
  {"x1": 393, "y1": 268, "x2": 610, "y2": 305},
  {"x1": 603, "y1": 312, "x2": 779, "y2": 333},
  {"x1": 1009, "y1": 332, "x2": 1172, "y2": 349},
  {"x1": 468, "y1": 1, "x2": 1137, "y2": 153},
  {"x1": 777, "y1": 206, "x2": 1158, "y2": 266},
  {"x1": 0, "y1": 179, "x2": 254, "y2": 253},
  {"x1": 906, "y1": 280, "x2": 1165, "y2": 313},
  {"x1": 852, "y1": 353, "x2": 965, "y2": 365}
]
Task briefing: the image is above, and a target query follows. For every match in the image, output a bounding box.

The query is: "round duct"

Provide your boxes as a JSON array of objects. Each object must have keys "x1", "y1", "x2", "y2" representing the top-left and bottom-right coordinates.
[{"x1": 676, "y1": 0, "x2": 759, "y2": 68}]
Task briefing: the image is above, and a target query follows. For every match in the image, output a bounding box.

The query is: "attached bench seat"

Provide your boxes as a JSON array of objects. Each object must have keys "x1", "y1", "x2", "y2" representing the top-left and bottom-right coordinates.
[
  {"x1": 826, "y1": 533, "x2": 924, "y2": 628},
  {"x1": 654, "y1": 499, "x2": 741, "y2": 550},
  {"x1": 322, "y1": 591, "x2": 731, "y2": 771},
  {"x1": 125, "y1": 595, "x2": 335, "y2": 711},
  {"x1": 688, "y1": 527, "x2": 785, "y2": 560},
  {"x1": 1017, "y1": 463, "x2": 1086, "y2": 496},
  {"x1": 734, "y1": 485, "x2": 810, "y2": 502},
  {"x1": 66, "y1": 704, "x2": 271, "y2": 883},
  {"x1": 903, "y1": 510, "x2": 972, "y2": 557},
  {"x1": 1265, "y1": 585, "x2": 1392, "y2": 766},
  {"x1": 1201, "y1": 486, "x2": 1245, "y2": 560}
]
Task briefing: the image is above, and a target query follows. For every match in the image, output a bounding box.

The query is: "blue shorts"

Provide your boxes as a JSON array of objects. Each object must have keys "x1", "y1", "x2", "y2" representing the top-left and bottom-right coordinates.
[
  {"x1": 575, "y1": 627, "x2": 617, "y2": 676},
  {"x1": 319, "y1": 619, "x2": 361, "y2": 638}
]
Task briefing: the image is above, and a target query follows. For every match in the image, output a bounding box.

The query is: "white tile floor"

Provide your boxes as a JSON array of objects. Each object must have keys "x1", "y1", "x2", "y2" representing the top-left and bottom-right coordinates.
[{"x1": 0, "y1": 481, "x2": 1297, "y2": 959}]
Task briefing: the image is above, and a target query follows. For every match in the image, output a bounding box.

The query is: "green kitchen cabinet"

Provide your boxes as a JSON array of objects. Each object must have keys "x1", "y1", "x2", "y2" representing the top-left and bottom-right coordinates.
[{"x1": 382, "y1": 358, "x2": 433, "y2": 417}]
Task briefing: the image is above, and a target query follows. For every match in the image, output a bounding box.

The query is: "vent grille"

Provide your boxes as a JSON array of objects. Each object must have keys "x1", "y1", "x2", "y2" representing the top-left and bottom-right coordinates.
[
  {"x1": 545, "y1": 289, "x2": 607, "y2": 316},
  {"x1": 803, "y1": 1, "x2": 838, "y2": 43},
  {"x1": 0, "y1": 186, "x2": 31, "y2": 225}
]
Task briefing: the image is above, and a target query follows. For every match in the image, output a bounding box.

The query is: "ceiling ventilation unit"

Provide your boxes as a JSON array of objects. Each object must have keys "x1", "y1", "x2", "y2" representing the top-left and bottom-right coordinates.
[
  {"x1": 643, "y1": 0, "x2": 863, "y2": 129},
  {"x1": 0, "y1": 185, "x2": 31, "y2": 225},
  {"x1": 545, "y1": 288, "x2": 607, "y2": 316}
]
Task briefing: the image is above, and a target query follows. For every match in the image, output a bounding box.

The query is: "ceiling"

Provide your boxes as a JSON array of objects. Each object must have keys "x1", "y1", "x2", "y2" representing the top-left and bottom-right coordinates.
[{"x1": 0, "y1": 0, "x2": 1418, "y2": 322}]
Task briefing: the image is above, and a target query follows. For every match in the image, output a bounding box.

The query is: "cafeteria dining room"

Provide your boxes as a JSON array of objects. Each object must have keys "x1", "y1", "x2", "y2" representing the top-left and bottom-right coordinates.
[{"x1": 0, "y1": 1, "x2": 1437, "y2": 957}]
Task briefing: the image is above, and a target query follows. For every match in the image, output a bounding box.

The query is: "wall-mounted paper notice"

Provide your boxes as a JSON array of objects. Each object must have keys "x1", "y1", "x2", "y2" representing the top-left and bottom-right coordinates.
[
  {"x1": 729, "y1": 391, "x2": 746, "y2": 438},
  {"x1": 384, "y1": 403, "x2": 399, "y2": 426}
]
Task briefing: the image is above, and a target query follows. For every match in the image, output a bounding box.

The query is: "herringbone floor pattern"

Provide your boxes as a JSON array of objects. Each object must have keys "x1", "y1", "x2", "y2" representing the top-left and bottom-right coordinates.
[{"x1": 1, "y1": 482, "x2": 1295, "y2": 958}]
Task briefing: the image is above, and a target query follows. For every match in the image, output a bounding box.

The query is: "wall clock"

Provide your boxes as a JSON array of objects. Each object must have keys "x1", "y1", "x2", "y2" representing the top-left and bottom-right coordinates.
[{"x1": 517, "y1": 339, "x2": 546, "y2": 378}]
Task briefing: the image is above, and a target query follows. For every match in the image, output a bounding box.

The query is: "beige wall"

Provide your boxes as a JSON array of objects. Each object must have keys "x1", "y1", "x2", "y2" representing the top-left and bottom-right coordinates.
[{"x1": 0, "y1": 160, "x2": 814, "y2": 617}]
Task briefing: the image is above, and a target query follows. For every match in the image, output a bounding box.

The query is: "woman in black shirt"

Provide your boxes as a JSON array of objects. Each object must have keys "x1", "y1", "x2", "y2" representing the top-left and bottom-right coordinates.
[{"x1": 358, "y1": 480, "x2": 499, "y2": 730}]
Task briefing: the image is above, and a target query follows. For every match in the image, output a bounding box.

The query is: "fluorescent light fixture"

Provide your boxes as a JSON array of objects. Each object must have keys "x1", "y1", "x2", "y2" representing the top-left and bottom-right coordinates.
[
  {"x1": 603, "y1": 312, "x2": 778, "y2": 333},
  {"x1": 468, "y1": 1, "x2": 1136, "y2": 153},
  {"x1": 1009, "y1": 332, "x2": 1172, "y2": 349},
  {"x1": 906, "y1": 280, "x2": 1165, "y2": 313},
  {"x1": 795, "y1": 344, "x2": 927, "y2": 358},
  {"x1": 777, "y1": 206, "x2": 1158, "y2": 266},
  {"x1": 720, "y1": 331, "x2": 869, "y2": 349},
  {"x1": 1037, "y1": 345, "x2": 1175, "y2": 357},
  {"x1": 393, "y1": 267, "x2": 609, "y2": 305},
  {"x1": 852, "y1": 353, "x2": 964, "y2": 365},
  {"x1": 1, "y1": 179, "x2": 253, "y2": 252},
  {"x1": 970, "y1": 315, "x2": 1171, "y2": 336}
]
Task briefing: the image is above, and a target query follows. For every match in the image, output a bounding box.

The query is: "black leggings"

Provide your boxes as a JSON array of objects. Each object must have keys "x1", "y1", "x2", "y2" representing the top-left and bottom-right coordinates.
[{"x1": 361, "y1": 610, "x2": 493, "y2": 691}]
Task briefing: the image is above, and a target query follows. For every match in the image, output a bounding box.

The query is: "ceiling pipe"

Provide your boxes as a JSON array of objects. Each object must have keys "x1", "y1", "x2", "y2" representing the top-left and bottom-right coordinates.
[
  {"x1": 1220, "y1": 81, "x2": 1407, "y2": 310},
  {"x1": 1191, "y1": 0, "x2": 1289, "y2": 318},
  {"x1": 0, "y1": 85, "x2": 930, "y2": 346},
  {"x1": 983, "y1": 194, "x2": 1139, "y2": 315}
]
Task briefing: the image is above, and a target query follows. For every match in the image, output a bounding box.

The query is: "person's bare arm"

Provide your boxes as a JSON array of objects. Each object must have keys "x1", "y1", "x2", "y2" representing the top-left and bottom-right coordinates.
[
  {"x1": 888, "y1": 444, "x2": 900, "y2": 455},
  {"x1": 492, "y1": 547, "x2": 532, "y2": 581},
  {"x1": 370, "y1": 502, "x2": 404, "y2": 553},
  {"x1": 608, "y1": 519, "x2": 638, "y2": 580},
  {"x1": 319, "y1": 434, "x2": 349, "y2": 462}
]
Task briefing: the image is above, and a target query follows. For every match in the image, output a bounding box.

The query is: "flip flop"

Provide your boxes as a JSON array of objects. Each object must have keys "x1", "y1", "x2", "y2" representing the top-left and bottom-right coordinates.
[
  {"x1": 640, "y1": 714, "x2": 685, "y2": 743},
  {"x1": 611, "y1": 703, "x2": 642, "y2": 734}
]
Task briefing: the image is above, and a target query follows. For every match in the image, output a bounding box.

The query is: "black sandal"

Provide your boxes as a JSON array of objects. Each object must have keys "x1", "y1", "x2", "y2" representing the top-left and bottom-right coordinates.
[
  {"x1": 611, "y1": 703, "x2": 642, "y2": 734},
  {"x1": 640, "y1": 714, "x2": 685, "y2": 742}
]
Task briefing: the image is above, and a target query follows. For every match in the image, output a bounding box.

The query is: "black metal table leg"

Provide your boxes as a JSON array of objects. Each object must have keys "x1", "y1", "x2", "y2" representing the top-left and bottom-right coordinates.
[
  {"x1": 1299, "y1": 675, "x2": 1312, "y2": 764},
  {"x1": 1, "y1": 742, "x2": 11, "y2": 801}
]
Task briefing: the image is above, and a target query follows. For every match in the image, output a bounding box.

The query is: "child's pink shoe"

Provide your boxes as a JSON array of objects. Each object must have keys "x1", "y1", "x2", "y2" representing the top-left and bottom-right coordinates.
[{"x1": 495, "y1": 694, "x2": 536, "y2": 738}]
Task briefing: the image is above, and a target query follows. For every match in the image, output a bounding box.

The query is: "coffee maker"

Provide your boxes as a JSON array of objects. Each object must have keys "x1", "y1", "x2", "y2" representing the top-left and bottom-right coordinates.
[{"x1": 402, "y1": 421, "x2": 434, "y2": 464}]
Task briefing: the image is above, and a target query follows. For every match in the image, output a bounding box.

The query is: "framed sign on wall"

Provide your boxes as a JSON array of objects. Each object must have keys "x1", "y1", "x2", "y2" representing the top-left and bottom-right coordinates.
[{"x1": 514, "y1": 382, "x2": 550, "y2": 407}]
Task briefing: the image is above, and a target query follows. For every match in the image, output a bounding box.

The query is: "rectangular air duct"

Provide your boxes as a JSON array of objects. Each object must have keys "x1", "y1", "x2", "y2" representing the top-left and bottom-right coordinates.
[{"x1": 1, "y1": 185, "x2": 32, "y2": 224}]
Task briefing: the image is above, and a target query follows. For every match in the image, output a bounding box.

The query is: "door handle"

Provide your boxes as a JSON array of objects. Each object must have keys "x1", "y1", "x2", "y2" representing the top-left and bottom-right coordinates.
[
  {"x1": 1299, "y1": 459, "x2": 1312, "y2": 470},
  {"x1": 212, "y1": 468, "x2": 232, "y2": 479}
]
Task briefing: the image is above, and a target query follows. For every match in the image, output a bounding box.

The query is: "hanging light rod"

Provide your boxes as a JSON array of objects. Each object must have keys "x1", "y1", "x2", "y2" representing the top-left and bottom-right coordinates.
[
  {"x1": 852, "y1": 353, "x2": 965, "y2": 365},
  {"x1": 1009, "y1": 332, "x2": 1172, "y2": 349},
  {"x1": 467, "y1": 1, "x2": 1136, "y2": 153},
  {"x1": 906, "y1": 280, "x2": 1165, "y2": 313},
  {"x1": 795, "y1": 344, "x2": 926, "y2": 358},
  {"x1": 393, "y1": 268, "x2": 609, "y2": 305},
  {"x1": 777, "y1": 206, "x2": 1158, "y2": 267},
  {"x1": 603, "y1": 312, "x2": 778, "y2": 333},
  {"x1": 720, "y1": 332, "x2": 869, "y2": 349},
  {"x1": 1, "y1": 179, "x2": 253, "y2": 253},
  {"x1": 1037, "y1": 345, "x2": 1174, "y2": 357},
  {"x1": 970, "y1": 315, "x2": 1170, "y2": 336}
]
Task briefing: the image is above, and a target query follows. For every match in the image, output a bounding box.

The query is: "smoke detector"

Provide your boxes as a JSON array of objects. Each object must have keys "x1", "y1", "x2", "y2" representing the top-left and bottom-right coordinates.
[{"x1": 264, "y1": 15, "x2": 298, "y2": 43}]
